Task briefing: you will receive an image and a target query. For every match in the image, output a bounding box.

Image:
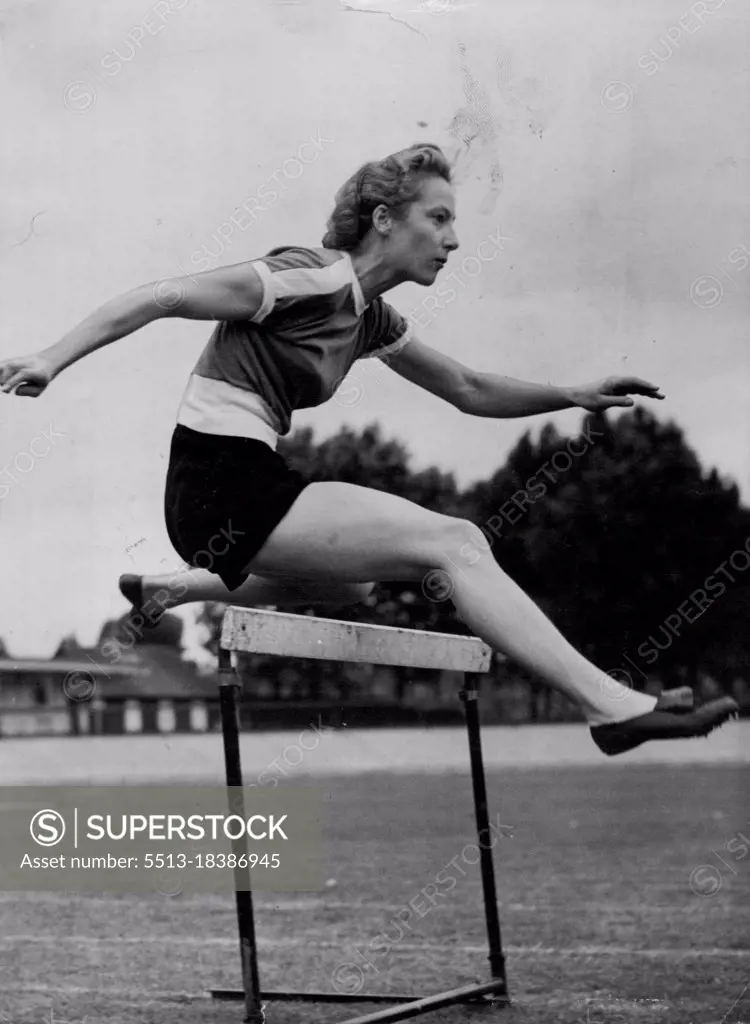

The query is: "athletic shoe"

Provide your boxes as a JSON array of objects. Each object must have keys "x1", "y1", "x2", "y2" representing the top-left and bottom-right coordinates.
[{"x1": 590, "y1": 696, "x2": 739, "y2": 757}]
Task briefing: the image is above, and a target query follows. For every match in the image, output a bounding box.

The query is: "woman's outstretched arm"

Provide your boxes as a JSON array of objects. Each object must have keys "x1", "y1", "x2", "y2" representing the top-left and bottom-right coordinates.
[
  {"x1": 381, "y1": 335, "x2": 665, "y2": 417},
  {"x1": 462, "y1": 371, "x2": 665, "y2": 415},
  {"x1": 0, "y1": 262, "x2": 266, "y2": 396}
]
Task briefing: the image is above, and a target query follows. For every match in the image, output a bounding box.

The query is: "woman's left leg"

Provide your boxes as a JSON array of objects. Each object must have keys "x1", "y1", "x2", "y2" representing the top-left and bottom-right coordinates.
[{"x1": 121, "y1": 569, "x2": 375, "y2": 617}]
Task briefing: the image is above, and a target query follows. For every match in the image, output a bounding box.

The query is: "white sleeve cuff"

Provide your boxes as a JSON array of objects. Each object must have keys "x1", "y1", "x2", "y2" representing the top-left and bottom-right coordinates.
[
  {"x1": 370, "y1": 323, "x2": 415, "y2": 360},
  {"x1": 249, "y1": 260, "x2": 276, "y2": 322}
]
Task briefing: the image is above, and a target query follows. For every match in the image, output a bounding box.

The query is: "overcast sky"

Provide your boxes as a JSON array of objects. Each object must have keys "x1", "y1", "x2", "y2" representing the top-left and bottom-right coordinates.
[{"x1": 1, "y1": 0, "x2": 748, "y2": 659}]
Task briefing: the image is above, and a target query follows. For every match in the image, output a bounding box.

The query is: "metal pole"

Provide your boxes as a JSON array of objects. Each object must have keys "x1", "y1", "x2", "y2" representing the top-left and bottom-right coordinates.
[
  {"x1": 460, "y1": 672, "x2": 508, "y2": 991},
  {"x1": 218, "y1": 647, "x2": 265, "y2": 1024}
]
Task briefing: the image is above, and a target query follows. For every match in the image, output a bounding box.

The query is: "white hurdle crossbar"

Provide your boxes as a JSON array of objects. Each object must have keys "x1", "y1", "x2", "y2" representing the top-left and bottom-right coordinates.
[{"x1": 210, "y1": 606, "x2": 509, "y2": 1023}]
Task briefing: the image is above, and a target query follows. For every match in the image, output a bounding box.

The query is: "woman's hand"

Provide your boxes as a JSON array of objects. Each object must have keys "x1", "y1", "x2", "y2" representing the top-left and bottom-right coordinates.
[
  {"x1": 568, "y1": 376, "x2": 665, "y2": 412},
  {"x1": 0, "y1": 352, "x2": 56, "y2": 397}
]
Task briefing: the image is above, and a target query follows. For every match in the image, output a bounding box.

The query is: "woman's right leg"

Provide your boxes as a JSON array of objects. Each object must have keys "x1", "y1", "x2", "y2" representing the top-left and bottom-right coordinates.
[{"x1": 237, "y1": 481, "x2": 658, "y2": 728}]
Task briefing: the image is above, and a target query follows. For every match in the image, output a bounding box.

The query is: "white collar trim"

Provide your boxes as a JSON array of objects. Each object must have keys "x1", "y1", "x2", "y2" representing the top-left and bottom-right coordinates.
[{"x1": 344, "y1": 250, "x2": 367, "y2": 316}]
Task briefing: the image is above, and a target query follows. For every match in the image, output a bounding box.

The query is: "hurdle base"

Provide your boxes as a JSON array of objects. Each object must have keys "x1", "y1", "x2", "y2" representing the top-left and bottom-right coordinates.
[
  {"x1": 210, "y1": 978, "x2": 509, "y2": 1022},
  {"x1": 209, "y1": 987, "x2": 501, "y2": 1004},
  {"x1": 211, "y1": 990, "x2": 426, "y2": 1003}
]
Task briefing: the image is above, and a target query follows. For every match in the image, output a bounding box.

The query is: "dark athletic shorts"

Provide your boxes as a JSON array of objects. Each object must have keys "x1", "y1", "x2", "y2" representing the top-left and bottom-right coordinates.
[{"x1": 164, "y1": 424, "x2": 309, "y2": 592}]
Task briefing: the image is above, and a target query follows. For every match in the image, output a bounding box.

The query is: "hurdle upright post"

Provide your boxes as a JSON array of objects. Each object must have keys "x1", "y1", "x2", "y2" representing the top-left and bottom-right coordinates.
[
  {"x1": 461, "y1": 671, "x2": 507, "y2": 987},
  {"x1": 218, "y1": 646, "x2": 265, "y2": 1024}
]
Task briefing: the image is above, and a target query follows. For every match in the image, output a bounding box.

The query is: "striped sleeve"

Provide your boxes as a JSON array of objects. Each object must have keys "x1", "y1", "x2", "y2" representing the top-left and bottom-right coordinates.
[
  {"x1": 361, "y1": 299, "x2": 414, "y2": 359},
  {"x1": 247, "y1": 246, "x2": 350, "y2": 326}
]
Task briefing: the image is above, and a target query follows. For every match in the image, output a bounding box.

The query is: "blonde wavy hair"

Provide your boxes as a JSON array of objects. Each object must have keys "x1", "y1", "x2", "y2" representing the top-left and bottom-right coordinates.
[{"x1": 321, "y1": 143, "x2": 453, "y2": 251}]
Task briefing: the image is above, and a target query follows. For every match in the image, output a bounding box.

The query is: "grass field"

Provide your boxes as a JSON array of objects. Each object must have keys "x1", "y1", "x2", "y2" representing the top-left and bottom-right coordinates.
[{"x1": 1, "y1": 732, "x2": 748, "y2": 1024}]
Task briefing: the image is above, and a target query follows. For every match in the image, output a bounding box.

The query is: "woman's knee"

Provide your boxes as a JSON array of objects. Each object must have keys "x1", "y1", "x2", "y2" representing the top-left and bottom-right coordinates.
[
  {"x1": 419, "y1": 516, "x2": 489, "y2": 570},
  {"x1": 315, "y1": 580, "x2": 376, "y2": 605},
  {"x1": 340, "y1": 581, "x2": 376, "y2": 604}
]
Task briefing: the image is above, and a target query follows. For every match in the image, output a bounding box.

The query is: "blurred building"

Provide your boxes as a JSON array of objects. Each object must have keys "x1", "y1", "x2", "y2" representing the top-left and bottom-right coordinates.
[{"x1": 0, "y1": 637, "x2": 219, "y2": 737}]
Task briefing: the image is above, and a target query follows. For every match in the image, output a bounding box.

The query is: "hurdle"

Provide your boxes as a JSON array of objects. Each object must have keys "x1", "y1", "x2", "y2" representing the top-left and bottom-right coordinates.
[{"x1": 210, "y1": 606, "x2": 510, "y2": 1022}]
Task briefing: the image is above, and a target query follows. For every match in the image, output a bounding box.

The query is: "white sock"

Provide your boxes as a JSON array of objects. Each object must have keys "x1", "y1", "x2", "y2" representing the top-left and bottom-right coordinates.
[{"x1": 583, "y1": 677, "x2": 658, "y2": 727}]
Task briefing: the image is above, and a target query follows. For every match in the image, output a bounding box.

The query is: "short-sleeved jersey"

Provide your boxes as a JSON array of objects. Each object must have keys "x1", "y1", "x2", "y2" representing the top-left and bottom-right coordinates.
[{"x1": 176, "y1": 245, "x2": 413, "y2": 444}]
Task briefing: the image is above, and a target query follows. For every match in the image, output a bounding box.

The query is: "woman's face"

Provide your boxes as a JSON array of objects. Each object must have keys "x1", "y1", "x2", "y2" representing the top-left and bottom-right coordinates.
[{"x1": 388, "y1": 176, "x2": 459, "y2": 285}]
